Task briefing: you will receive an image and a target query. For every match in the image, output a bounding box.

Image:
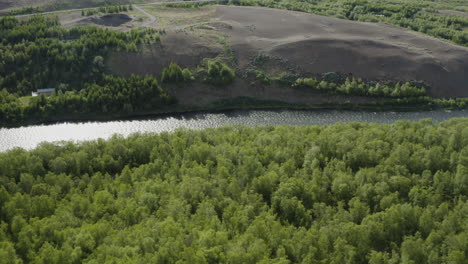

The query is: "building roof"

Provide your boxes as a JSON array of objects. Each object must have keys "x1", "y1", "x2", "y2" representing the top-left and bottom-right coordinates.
[{"x1": 37, "y1": 88, "x2": 55, "y2": 93}]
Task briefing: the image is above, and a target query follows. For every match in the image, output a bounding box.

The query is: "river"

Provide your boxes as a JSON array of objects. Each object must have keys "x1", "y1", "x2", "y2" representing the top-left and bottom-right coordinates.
[{"x1": 1, "y1": 109, "x2": 467, "y2": 152}]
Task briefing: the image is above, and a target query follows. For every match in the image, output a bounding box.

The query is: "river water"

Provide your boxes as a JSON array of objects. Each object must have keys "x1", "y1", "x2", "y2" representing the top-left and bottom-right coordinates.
[{"x1": 1, "y1": 109, "x2": 467, "y2": 152}]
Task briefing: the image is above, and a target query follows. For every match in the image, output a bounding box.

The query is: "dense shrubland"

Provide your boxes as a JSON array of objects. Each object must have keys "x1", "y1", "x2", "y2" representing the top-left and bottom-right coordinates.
[
  {"x1": 251, "y1": 69, "x2": 427, "y2": 98},
  {"x1": 0, "y1": 119, "x2": 468, "y2": 263},
  {"x1": 161, "y1": 61, "x2": 236, "y2": 85},
  {"x1": 34, "y1": 0, "x2": 133, "y2": 13},
  {"x1": 0, "y1": 16, "x2": 160, "y2": 95},
  {"x1": 161, "y1": 63, "x2": 194, "y2": 83},
  {"x1": 200, "y1": 59, "x2": 236, "y2": 85},
  {"x1": 7, "y1": 6, "x2": 44, "y2": 16},
  {"x1": 0, "y1": 74, "x2": 175, "y2": 125},
  {"x1": 293, "y1": 76, "x2": 427, "y2": 98},
  {"x1": 4, "y1": 1, "x2": 134, "y2": 14}
]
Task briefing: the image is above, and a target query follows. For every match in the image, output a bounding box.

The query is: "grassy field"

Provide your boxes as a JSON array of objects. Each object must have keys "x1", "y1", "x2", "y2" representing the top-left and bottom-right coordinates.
[{"x1": 140, "y1": 5, "x2": 215, "y2": 27}]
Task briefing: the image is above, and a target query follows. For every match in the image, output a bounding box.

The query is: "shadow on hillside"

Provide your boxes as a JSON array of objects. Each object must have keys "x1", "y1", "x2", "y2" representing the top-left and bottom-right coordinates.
[{"x1": 79, "y1": 14, "x2": 132, "y2": 27}]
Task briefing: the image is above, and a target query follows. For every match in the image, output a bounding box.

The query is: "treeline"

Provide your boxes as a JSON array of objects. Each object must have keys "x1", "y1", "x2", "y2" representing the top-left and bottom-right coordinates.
[
  {"x1": 0, "y1": 16, "x2": 160, "y2": 96},
  {"x1": 0, "y1": 120, "x2": 468, "y2": 263},
  {"x1": 0, "y1": 74, "x2": 175, "y2": 126},
  {"x1": 252, "y1": 69, "x2": 426, "y2": 99},
  {"x1": 293, "y1": 76, "x2": 426, "y2": 98},
  {"x1": 161, "y1": 60, "x2": 236, "y2": 85},
  {"x1": 164, "y1": 0, "x2": 227, "y2": 8},
  {"x1": 340, "y1": 0, "x2": 468, "y2": 46},
  {"x1": 434, "y1": 98, "x2": 468, "y2": 109},
  {"x1": 82, "y1": 5, "x2": 133, "y2": 16},
  {"x1": 161, "y1": 63, "x2": 194, "y2": 83},
  {"x1": 35, "y1": 0, "x2": 133, "y2": 12},
  {"x1": 7, "y1": 6, "x2": 43, "y2": 16},
  {"x1": 0, "y1": 89, "x2": 21, "y2": 124}
]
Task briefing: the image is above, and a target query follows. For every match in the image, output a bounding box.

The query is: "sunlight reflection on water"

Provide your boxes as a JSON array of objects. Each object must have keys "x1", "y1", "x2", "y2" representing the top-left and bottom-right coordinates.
[{"x1": 1, "y1": 109, "x2": 467, "y2": 152}]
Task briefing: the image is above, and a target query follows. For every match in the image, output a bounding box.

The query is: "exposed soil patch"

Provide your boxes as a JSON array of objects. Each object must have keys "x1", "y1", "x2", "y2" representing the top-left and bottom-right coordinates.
[
  {"x1": 142, "y1": 5, "x2": 216, "y2": 28},
  {"x1": 215, "y1": 6, "x2": 468, "y2": 98},
  {"x1": 68, "y1": 14, "x2": 133, "y2": 27},
  {"x1": 165, "y1": 79, "x2": 378, "y2": 108}
]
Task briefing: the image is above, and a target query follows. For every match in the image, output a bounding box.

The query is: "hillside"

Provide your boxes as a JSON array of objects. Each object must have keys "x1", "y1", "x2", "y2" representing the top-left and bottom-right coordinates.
[
  {"x1": 109, "y1": 5, "x2": 468, "y2": 99},
  {"x1": 1, "y1": 3, "x2": 468, "y2": 127}
]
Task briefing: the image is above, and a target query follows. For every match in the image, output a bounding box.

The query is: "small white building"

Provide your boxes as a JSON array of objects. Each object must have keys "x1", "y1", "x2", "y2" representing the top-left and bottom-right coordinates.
[{"x1": 32, "y1": 88, "x2": 55, "y2": 97}]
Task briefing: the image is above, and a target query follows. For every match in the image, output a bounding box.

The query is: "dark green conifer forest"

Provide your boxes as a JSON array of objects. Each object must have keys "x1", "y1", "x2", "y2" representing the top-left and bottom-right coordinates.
[{"x1": 0, "y1": 119, "x2": 467, "y2": 263}]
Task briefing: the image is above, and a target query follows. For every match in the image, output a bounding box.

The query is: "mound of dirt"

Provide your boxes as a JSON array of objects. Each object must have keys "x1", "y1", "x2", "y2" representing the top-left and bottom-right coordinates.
[
  {"x1": 69, "y1": 14, "x2": 133, "y2": 27},
  {"x1": 216, "y1": 6, "x2": 468, "y2": 97}
]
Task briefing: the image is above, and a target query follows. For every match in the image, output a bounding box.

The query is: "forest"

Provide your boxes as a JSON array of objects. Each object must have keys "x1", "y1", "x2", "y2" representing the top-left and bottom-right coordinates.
[
  {"x1": 0, "y1": 74, "x2": 175, "y2": 126},
  {"x1": 0, "y1": 119, "x2": 467, "y2": 263},
  {"x1": 0, "y1": 16, "x2": 160, "y2": 95}
]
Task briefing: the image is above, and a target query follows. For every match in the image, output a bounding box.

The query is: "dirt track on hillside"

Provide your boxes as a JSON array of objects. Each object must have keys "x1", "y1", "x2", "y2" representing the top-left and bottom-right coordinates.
[
  {"x1": 0, "y1": 0, "x2": 49, "y2": 10},
  {"x1": 215, "y1": 6, "x2": 468, "y2": 97}
]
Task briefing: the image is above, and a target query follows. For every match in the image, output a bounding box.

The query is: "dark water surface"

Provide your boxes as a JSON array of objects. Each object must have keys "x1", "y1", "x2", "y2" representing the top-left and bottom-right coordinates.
[{"x1": 1, "y1": 109, "x2": 467, "y2": 152}]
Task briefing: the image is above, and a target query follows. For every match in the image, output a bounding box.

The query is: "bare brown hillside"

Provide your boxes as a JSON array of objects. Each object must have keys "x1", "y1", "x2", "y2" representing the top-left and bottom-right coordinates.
[{"x1": 216, "y1": 6, "x2": 468, "y2": 98}]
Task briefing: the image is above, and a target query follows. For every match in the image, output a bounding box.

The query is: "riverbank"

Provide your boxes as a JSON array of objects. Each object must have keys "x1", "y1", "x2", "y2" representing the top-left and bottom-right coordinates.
[
  {"x1": 2, "y1": 96, "x2": 465, "y2": 128},
  {"x1": 2, "y1": 107, "x2": 468, "y2": 152}
]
